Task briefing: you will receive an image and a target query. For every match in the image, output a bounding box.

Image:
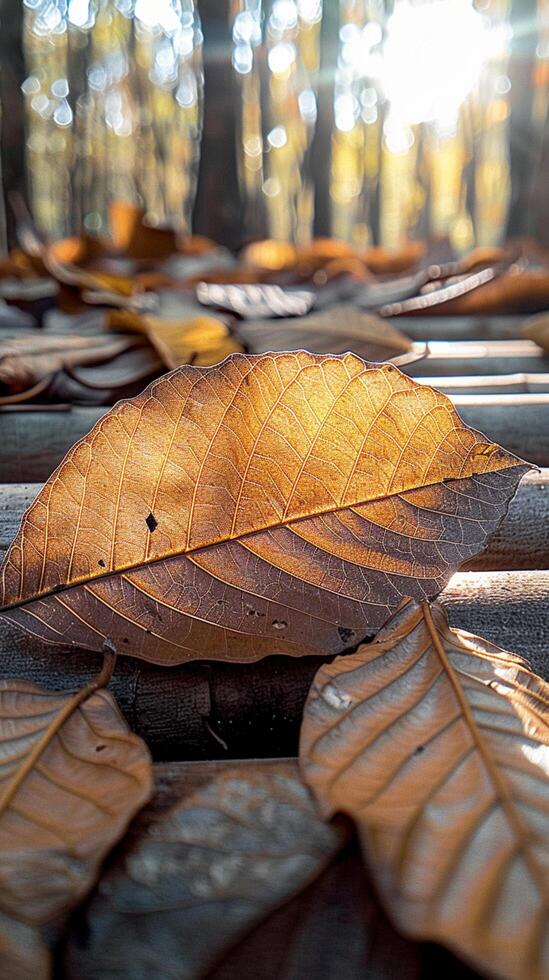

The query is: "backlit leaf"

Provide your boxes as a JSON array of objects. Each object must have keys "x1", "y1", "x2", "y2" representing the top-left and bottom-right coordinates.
[
  {"x1": 0, "y1": 351, "x2": 529, "y2": 664},
  {"x1": 0, "y1": 671, "x2": 152, "y2": 973},
  {"x1": 65, "y1": 764, "x2": 346, "y2": 979},
  {"x1": 107, "y1": 309, "x2": 243, "y2": 369},
  {"x1": 300, "y1": 598, "x2": 549, "y2": 980}
]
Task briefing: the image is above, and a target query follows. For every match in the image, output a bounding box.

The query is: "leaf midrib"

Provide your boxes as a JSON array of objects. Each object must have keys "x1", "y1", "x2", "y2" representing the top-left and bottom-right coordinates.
[{"x1": 0, "y1": 461, "x2": 526, "y2": 614}]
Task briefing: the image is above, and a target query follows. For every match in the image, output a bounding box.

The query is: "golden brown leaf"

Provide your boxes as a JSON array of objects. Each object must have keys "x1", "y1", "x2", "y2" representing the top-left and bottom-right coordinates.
[
  {"x1": 0, "y1": 352, "x2": 529, "y2": 664},
  {"x1": 107, "y1": 309, "x2": 242, "y2": 369},
  {"x1": 65, "y1": 764, "x2": 346, "y2": 979},
  {"x1": 0, "y1": 679, "x2": 152, "y2": 926},
  {"x1": 300, "y1": 598, "x2": 549, "y2": 980},
  {"x1": 109, "y1": 200, "x2": 178, "y2": 261}
]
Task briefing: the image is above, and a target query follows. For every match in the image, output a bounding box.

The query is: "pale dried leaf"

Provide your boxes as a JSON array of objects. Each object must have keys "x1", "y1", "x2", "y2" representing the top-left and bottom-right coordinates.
[
  {"x1": 65, "y1": 765, "x2": 345, "y2": 979},
  {"x1": 0, "y1": 680, "x2": 152, "y2": 931},
  {"x1": 0, "y1": 352, "x2": 528, "y2": 663},
  {"x1": 300, "y1": 598, "x2": 549, "y2": 980},
  {"x1": 237, "y1": 306, "x2": 417, "y2": 363},
  {"x1": 0, "y1": 334, "x2": 138, "y2": 394},
  {"x1": 196, "y1": 282, "x2": 315, "y2": 318}
]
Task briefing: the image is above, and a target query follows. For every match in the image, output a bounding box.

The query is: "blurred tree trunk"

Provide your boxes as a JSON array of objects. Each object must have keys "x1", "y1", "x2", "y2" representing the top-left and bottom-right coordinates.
[
  {"x1": 0, "y1": 0, "x2": 28, "y2": 249},
  {"x1": 507, "y1": 0, "x2": 538, "y2": 238},
  {"x1": 193, "y1": 0, "x2": 243, "y2": 250}
]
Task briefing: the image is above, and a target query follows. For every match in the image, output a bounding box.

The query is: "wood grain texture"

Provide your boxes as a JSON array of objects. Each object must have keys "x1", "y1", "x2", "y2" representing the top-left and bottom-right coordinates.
[
  {"x1": 2, "y1": 471, "x2": 548, "y2": 572},
  {"x1": 66, "y1": 759, "x2": 478, "y2": 980},
  {"x1": 2, "y1": 393, "x2": 547, "y2": 482},
  {"x1": 1, "y1": 352, "x2": 526, "y2": 664},
  {"x1": 0, "y1": 572, "x2": 547, "y2": 760},
  {"x1": 65, "y1": 763, "x2": 347, "y2": 979}
]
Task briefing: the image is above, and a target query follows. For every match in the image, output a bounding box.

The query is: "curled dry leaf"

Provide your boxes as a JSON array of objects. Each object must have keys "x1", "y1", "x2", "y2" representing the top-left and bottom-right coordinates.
[
  {"x1": 0, "y1": 351, "x2": 529, "y2": 664},
  {"x1": 236, "y1": 306, "x2": 417, "y2": 364},
  {"x1": 0, "y1": 671, "x2": 152, "y2": 973},
  {"x1": 196, "y1": 281, "x2": 315, "y2": 318},
  {"x1": 0, "y1": 333, "x2": 140, "y2": 398},
  {"x1": 65, "y1": 764, "x2": 346, "y2": 979},
  {"x1": 300, "y1": 598, "x2": 549, "y2": 980},
  {"x1": 107, "y1": 309, "x2": 243, "y2": 370}
]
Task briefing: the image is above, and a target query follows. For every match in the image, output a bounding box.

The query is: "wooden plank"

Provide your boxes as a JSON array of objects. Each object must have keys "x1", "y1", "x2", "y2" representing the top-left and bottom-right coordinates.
[
  {"x1": 0, "y1": 570, "x2": 547, "y2": 759},
  {"x1": 80, "y1": 759, "x2": 450, "y2": 980},
  {"x1": 394, "y1": 316, "x2": 527, "y2": 341},
  {"x1": 2, "y1": 471, "x2": 548, "y2": 571},
  {"x1": 1, "y1": 393, "x2": 548, "y2": 481},
  {"x1": 417, "y1": 374, "x2": 549, "y2": 395}
]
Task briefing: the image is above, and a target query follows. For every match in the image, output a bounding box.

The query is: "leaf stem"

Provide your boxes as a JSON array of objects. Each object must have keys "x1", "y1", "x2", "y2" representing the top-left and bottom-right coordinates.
[{"x1": 0, "y1": 641, "x2": 117, "y2": 817}]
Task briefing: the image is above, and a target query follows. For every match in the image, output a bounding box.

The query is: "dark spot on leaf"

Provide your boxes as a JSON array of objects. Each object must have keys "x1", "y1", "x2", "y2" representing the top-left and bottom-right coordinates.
[
  {"x1": 338, "y1": 627, "x2": 355, "y2": 644},
  {"x1": 415, "y1": 745, "x2": 425, "y2": 754},
  {"x1": 123, "y1": 638, "x2": 129, "y2": 644},
  {"x1": 95, "y1": 745, "x2": 106, "y2": 753},
  {"x1": 98, "y1": 559, "x2": 105, "y2": 568},
  {"x1": 145, "y1": 512, "x2": 158, "y2": 532}
]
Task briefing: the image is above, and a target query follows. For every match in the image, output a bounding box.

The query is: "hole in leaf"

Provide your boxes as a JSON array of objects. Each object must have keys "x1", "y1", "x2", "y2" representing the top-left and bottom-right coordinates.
[
  {"x1": 145, "y1": 512, "x2": 158, "y2": 532},
  {"x1": 98, "y1": 559, "x2": 106, "y2": 568},
  {"x1": 95, "y1": 744, "x2": 106, "y2": 753},
  {"x1": 272, "y1": 619, "x2": 287, "y2": 630}
]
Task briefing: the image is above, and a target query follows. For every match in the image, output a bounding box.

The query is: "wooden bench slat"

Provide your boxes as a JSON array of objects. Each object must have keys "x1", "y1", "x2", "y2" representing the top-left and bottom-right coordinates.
[
  {"x1": 2, "y1": 472, "x2": 548, "y2": 571},
  {"x1": 1, "y1": 394, "x2": 549, "y2": 480},
  {"x1": 0, "y1": 570, "x2": 547, "y2": 759}
]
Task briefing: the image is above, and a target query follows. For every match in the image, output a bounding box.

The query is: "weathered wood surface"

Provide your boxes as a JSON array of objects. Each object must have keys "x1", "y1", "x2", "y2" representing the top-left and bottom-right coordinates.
[
  {"x1": 394, "y1": 316, "x2": 526, "y2": 341},
  {"x1": 2, "y1": 393, "x2": 548, "y2": 481},
  {"x1": 2, "y1": 471, "x2": 548, "y2": 571},
  {"x1": 407, "y1": 339, "x2": 549, "y2": 377},
  {"x1": 419, "y1": 373, "x2": 549, "y2": 394},
  {"x1": 0, "y1": 571, "x2": 547, "y2": 759},
  {"x1": 75, "y1": 758, "x2": 475, "y2": 980}
]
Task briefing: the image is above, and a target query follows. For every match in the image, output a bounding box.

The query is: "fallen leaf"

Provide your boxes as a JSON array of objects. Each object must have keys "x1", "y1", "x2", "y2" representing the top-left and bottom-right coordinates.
[
  {"x1": 107, "y1": 309, "x2": 243, "y2": 369},
  {"x1": 0, "y1": 351, "x2": 529, "y2": 663},
  {"x1": 64, "y1": 764, "x2": 346, "y2": 979},
  {"x1": 0, "y1": 333, "x2": 140, "y2": 396},
  {"x1": 109, "y1": 200, "x2": 178, "y2": 261},
  {"x1": 196, "y1": 281, "x2": 315, "y2": 318},
  {"x1": 522, "y1": 312, "x2": 549, "y2": 354},
  {"x1": 0, "y1": 658, "x2": 152, "y2": 973},
  {"x1": 300, "y1": 598, "x2": 549, "y2": 980},
  {"x1": 205, "y1": 847, "x2": 425, "y2": 980},
  {"x1": 237, "y1": 306, "x2": 417, "y2": 364}
]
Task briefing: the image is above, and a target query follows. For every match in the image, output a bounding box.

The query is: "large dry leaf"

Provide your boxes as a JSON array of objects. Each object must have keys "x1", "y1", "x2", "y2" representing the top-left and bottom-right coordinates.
[
  {"x1": 300, "y1": 598, "x2": 549, "y2": 980},
  {"x1": 108, "y1": 309, "x2": 243, "y2": 369},
  {"x1": 0, "y1": 679, "x2": 152, "y2": 926},
  {"x1": 0, "y1": 351, "x2": 528, "y2": 664},
  {"x1": 237, "y1": 306, "x2": 418, "y2": 364},
  {"x1": 65, "y1": 765, "x2": 346, "y2": 979}
]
